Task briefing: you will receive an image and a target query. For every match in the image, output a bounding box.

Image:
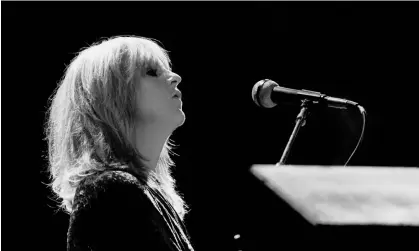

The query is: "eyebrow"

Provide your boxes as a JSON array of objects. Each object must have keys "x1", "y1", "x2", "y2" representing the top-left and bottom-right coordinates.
[{"x1": 160, "y1": 60, "x2": 171, "y2": 71}]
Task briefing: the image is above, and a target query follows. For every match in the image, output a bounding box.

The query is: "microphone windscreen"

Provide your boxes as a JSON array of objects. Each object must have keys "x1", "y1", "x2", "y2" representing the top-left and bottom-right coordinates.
[{"x1": 252, "y1": 79, "x2": 278, "y2": 108}]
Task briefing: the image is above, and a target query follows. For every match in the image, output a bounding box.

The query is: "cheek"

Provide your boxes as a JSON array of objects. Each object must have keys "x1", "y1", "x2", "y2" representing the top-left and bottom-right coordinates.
[
  {"x1": 136, "y1": 87, "x2": 170, "y2": 118},
  {"x1": 135, "y1": 88, "x2": 150, "y2": 117}
]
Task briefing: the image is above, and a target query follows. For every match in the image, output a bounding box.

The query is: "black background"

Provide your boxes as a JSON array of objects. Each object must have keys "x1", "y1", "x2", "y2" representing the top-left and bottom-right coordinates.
[{"x1": 2, "y1": 1, "x2": 419, "y2": 251}]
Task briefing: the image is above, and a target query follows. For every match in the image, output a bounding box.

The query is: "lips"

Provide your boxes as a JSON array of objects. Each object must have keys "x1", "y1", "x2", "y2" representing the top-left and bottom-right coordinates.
[{"x1": 172, "y1": 91, "x2": 182, "y2": 99}]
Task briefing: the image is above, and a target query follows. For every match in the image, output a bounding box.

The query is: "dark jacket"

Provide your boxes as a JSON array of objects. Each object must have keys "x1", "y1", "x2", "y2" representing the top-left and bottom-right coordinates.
[{"x1": 67, "y1": 169, "x2": 194, "y2": 251}]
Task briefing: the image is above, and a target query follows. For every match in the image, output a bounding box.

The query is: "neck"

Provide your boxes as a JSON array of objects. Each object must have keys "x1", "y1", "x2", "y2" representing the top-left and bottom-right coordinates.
[{"x1": 134, "y1": 122, "x2": 172, "y2": 171}]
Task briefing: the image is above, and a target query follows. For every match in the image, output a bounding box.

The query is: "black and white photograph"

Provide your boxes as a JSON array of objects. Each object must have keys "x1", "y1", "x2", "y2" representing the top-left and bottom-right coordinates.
[{"x1": 2, "y1": 1, "x2": 419, "y2": 251}]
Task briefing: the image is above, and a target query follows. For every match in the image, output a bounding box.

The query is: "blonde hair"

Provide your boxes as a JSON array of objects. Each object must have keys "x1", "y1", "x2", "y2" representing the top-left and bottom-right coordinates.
[{"x1": 44, "y1": 36, "x2": 188, "y2": 219}]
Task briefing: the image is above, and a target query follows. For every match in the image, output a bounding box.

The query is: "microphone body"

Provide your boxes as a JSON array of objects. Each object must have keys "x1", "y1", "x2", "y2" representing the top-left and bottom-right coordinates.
[{"x1": 252, "y1": 79, "x2": 359, "y2": 109}]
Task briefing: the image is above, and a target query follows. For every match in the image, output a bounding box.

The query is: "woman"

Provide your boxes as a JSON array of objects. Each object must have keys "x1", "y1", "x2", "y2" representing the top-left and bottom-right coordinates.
[{"x1": 45, "y1": 36, "x2": 194, "y2": 251}]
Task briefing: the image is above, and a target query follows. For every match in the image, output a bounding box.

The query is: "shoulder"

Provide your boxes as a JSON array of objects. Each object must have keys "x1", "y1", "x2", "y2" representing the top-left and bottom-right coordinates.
[
  {"x1": 84, "y1": 169, "x2": 142, "y2": 189},
  {"x1": 73, "y1": 170, "x2": 147, "y2": 212},
  {"x1": 68, "y1": 170, "x2": 159, "y2": 250}
]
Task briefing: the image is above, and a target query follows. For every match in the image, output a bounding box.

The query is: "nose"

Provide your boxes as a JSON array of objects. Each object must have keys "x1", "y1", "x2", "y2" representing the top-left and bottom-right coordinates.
[{"x1": 168, "y1": 72, "x2": 182, "y2": 87}]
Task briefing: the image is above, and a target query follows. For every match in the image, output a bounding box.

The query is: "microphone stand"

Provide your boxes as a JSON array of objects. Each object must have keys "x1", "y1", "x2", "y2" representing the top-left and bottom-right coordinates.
[{"x1": 276, "y1": 99, "x2": 312, "y2": 166}]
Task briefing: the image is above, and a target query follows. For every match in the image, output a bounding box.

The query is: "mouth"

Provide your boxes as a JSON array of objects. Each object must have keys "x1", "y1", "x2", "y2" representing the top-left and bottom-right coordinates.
[{"x1": 172, "y1": 91, "x2": 182, "y2": 99}]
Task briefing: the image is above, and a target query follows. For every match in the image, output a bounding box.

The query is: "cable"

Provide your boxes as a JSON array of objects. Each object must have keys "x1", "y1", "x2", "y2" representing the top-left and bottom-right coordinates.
[{"x1": 344, "y1": 105, "x2": 367, "y2": 166}]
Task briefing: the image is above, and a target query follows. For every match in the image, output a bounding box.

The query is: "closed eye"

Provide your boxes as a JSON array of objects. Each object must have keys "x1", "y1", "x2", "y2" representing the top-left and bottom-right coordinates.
[{"x1": 146, "y1": 67, "x2": 159, "y2": 77}]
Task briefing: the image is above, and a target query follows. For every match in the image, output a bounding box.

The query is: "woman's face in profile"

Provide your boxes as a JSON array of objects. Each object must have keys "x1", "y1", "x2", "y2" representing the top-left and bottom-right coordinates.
[{"x1": 134, "y1": 62, "x2": 185, "y2": 128}]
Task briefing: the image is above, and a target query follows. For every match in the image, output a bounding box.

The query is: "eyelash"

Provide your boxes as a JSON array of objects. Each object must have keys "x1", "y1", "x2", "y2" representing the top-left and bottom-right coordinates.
[{"x1": 146, "y1": 67, "x2": 159, "y2": 77}]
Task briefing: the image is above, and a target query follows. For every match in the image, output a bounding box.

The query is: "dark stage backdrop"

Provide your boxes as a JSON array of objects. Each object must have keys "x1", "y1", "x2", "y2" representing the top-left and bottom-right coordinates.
[{"x1": 2, "y1": 2, "x2": 418, "y2": 251}]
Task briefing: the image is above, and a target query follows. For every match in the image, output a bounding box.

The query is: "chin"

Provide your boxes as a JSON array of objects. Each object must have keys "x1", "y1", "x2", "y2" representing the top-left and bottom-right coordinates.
[{"x1": 174, "y1": 109, "x2": 186, "y2": 127}]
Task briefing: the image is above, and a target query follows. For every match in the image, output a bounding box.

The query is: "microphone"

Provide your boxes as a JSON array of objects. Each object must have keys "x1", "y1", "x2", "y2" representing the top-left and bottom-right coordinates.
[{"x1": 252, "y1": 79, "x2": 359, "y2": 109}]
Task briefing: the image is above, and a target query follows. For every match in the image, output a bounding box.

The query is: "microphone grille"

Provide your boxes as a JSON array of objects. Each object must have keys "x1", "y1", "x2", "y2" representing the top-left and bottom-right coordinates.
[{"x1": 252, "y1": 79, "x2": 278, "y2": 108}]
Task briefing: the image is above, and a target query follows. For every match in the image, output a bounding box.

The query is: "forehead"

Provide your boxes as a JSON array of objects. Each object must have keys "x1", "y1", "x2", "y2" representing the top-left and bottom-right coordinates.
[
  {"x1": 135, "y1": 43, "x2": 171, "y2": 70},
  {"x1": 143, "y1": 58, "x2": 170, "y2": 70}
]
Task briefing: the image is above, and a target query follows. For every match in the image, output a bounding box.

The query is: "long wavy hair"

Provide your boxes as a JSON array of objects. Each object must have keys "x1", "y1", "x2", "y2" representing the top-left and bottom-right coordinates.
[{"x1": 44, "y1": 36, "x2": 188, "y2": 220}]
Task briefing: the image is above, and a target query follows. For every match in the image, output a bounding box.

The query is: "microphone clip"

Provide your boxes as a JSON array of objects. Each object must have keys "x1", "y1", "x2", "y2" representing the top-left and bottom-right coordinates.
[{"x1": 277, "y1": 99, "x2": 313, "y2": 166}]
